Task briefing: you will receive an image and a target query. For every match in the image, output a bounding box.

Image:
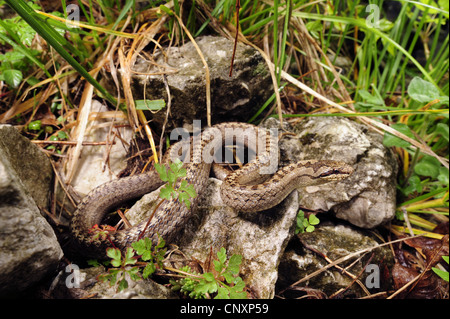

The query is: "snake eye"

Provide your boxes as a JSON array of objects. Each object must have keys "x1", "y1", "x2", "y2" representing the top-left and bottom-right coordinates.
[
  {"x1": 319, "y1": 169, "x2": 341, "y2": 178},
  {"x1": 319, "y1": 171, "x2": 333, "y2": 178}
]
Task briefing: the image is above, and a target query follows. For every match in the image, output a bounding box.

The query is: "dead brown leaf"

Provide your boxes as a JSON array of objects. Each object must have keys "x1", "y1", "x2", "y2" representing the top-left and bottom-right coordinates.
[{"x1": 391, "y1": 234, "x2": 449, "y2": 298}]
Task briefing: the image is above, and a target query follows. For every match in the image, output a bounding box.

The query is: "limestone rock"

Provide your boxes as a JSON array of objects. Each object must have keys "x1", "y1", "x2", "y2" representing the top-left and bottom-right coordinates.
[
  {"x1": 125, "y1": 35, "x2": 273, "y2": 130},
  {"x1": 181, "y1": 178, "x2": 299, "y2": 299},
  {"x1": 0, "y1": 125, "x2": 62, "y2": 297},
  {"x1": 277, "y1": 223, "x2": 394, "y2": 298},
  {"x1": 50, "y1": 265, "x2": 178, "y2": 299},
  {"x1": 0, "y1": 124, "x2": 52, "y2": 208},
  {"x1": 270, "y1": 116, "x2": 398, "y2": 228}
]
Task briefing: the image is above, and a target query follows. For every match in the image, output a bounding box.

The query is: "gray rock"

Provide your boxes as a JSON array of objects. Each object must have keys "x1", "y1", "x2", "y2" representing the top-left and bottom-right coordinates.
[
  {"x1": 277, "y1": 223, "x2": 394, "y2": 297},
  {"x1": 124, "y1": 35, "x2": 273, "y2": 129},
  {"x1": 50, "y1": 265, "x2": 178, "y2": 299},
  {"x1": 0, "y1": 125, "x2": 62, "y2": 296},
  {"x1": 0, "y1": 125, "x2": 52, "y2": 208},
  {"x1": 272, "y1": 116, "x2": 398, "y2": 228}
]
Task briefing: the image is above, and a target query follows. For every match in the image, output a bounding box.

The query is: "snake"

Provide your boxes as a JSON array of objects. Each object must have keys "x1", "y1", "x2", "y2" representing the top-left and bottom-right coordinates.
[{"x1": 70, "y1": 122, "x2": 353, "y2": 258}]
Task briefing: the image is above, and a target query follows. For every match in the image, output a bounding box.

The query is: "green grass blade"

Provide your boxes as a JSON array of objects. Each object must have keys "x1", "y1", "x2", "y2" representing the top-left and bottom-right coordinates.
[
  {"x1": 292, "y1": 11, "x2": 441, "y2": 92},
  {"x1": 4, "y1": 0, "x2": 118, "y2": 106},
  {"x1": 0, "y1": 20, "x2": 49, "y2": 77},
  {"x1": 112, "y1": 0, "x2": 135, "y2": 30}
]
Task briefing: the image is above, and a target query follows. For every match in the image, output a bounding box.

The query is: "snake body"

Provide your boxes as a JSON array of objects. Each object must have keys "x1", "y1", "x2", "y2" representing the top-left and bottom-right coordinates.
[{"x1": 70, "y1": 122, "x2": 353, "y2": 258}]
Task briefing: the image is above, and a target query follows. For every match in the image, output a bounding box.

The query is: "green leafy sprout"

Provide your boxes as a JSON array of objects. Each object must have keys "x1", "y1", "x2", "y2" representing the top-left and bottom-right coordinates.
[
  {"x1": 295, "y1": 210, "x2": 320, "y2": 234},
  {"x1": 170, "y1": 247, "x2": 247, "y2": 299},
  {"x1": 97, "y1": 235, "x2": 167, "y2": 292},
  {"x1": 154, "y1": 158, "x2": 197, "y2": 210}
]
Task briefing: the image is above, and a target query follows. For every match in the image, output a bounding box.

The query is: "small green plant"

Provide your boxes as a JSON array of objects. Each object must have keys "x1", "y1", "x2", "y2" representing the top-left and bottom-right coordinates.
[
  {"x1": 137, "y1": 158, "x2": 197, "y2": 238},
  {"x1": 97, "y1": 236, "x2": 167, "y2": 292},
  {"x1": 131, "y1": 236, "x2": 167, "y2": 278},
  {"x1": 170, "y1": 247, "x2": 247, "y2": 299},
  {"x1": 0, "y1": 0, "x2": 42, "y2": 88},
  {"x1": 97, "y1": 247, "x2": 139, "y2": 292},
  {"x1": 295, "y1": 210, "x2": 320, "y2": 234},
  {"x1": 432, "y1": 256, "x2": 449, "y2": 282},
  {"x1": 154, "y1": 158, "x2": 197, "y2": 209}
]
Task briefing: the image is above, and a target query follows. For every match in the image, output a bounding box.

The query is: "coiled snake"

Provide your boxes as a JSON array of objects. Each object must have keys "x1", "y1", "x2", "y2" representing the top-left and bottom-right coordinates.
[{"x1": 70, "y1": 122, "x2": 353, "y2": 258}]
